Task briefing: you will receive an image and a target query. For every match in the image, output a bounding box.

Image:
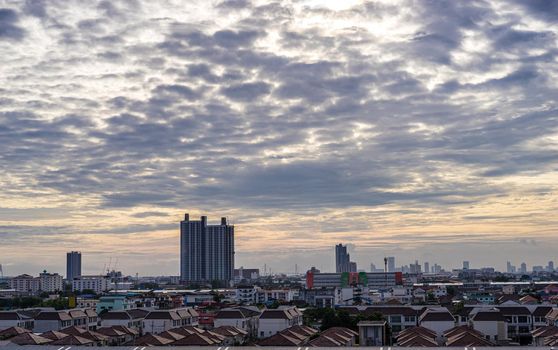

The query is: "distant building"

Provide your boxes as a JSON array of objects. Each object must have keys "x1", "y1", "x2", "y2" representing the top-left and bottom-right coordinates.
[
  {"x1": 72, "y1": 275, "x2": 110, "y2": 293},
  {"x1": 234, "y1": 267, "x2": 260, "y2": 283},
  {"x1": 66, "y1": 251, "x2": 82, "y2": 280},
  {"x1": 39, "y1": 271, "x2": 63, "y2": 293},
  {"x1": 548, "y1": 261, "x2": 555, "y2": 272},
  {"x1": 520, "y1": 262, "x2": 527, "y2": 274},
  {"x1": 10, "y1": 274, "x2": 40, "y2": 293},
  {"x1": 463, "y1": 261, "x2": 470, "y2": 270},
  {"x1": 306, "y1": 271, "x2": 403, "y2": 289},
  {"x1": 335, "y1": 244, "x2": 351, "y2": 273},
  {"x1": 387, "y1": 257, "x2": 395, "y2": 272},
  {"x1": 180, "y1": 213, "x2": 234, "y2": 284},
  {"x1": 424, "y1": 262, "x2": 430, "y2": 274}
]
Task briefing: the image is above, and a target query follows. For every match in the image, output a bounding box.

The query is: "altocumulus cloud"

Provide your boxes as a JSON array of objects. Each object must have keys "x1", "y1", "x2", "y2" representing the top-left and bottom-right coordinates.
[{"x1": 0, "y1": 0, "x2": 558, "y2": 274}]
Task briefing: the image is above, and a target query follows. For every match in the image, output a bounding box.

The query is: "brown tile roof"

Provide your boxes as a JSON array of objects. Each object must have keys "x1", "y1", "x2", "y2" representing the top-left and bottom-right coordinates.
[
  {"x1": 309, "y1": 335, "x2": 343, "y2": 347},
  {"x1": 95, "y1": 327, "x2": 127, "y2": 337},
  {"x1": 100, "y1": 311, "x2": 132, "y2": 320},
  {"x1": 0, "y1": 312, "x2": 27, "y2": 321},
  {"x1": 144, "y1": 310, "x2": 181, "y2": 320},
  {"x1": 60, "y1": 325, "x2": 88, "y2": 335},
  {"x1": 51, "y1": 334, "x2": 94, "y2": 346},
  {"x1": 40, "y1": 330, "x2": 72, "y2": 341},
  {"x1": 397, "y1": 333, "x2": 438, "y2": 347},
  {"x1": 68, "y1": 310, "x2": 87, "y2": 318},
  {"x1": 546, "y1": 308, "x2": 558, "y2": 320},
  {"x1": 158, "y1": 330, "x2": 185, "y2": 341},
  {"x1": 35, "y1": 311, "x2": 72, "y2": 321},
  {"x1": 129, "y1": 333, "x2": 174, "y2": 346},
  {"x1": 471, "y1": 310, "x2": 506, "y2": 322},
  {"x1": 215, "y1": 309, "x2": 247, "y2": 319},
  {"x1": 446, "y1": 332, "x2": 494, "y2": 347},
  {"x1": 420, "y1": 309, "x2": 455, "y2": 322},
  {"x1": 257, "y1": 332, "x2": 302, "y2": 346},
  {"x1": 8, "y1": 333, "x2": 52, "y2": 345},
  {"x1": 112, "y1": 325, "x2": 139, "y2": 336},
  {"x1": 171, "y1": 333, "x2": 216, "y2": 346},
  {"x1": 496, "y1": 306, "x2": 531, "y2": 315},
  {"x1": 211, "y1": 325, "x2": 248, "y2": 337},
  {"x1": 260, "y1": 309, "x2": 292, "y2": 319},
  {"x1": 532, "y1": 325, "x2": 558, "y2": 338},
  {"x1": 366, "y1": 306, "x2": 418, "y2": 316},
  {"x1": 533, "y1": 306, "x2": 553, "y2": 317},
  {"x1": 126, "y1": 308, "x2": 150, "y2": 319},
  {"x1": 0, "y1": 327, "x2": 30, "y2": 339},
  {"x1": 545, "y1": 335, "x2": 558, "y2": 346}
]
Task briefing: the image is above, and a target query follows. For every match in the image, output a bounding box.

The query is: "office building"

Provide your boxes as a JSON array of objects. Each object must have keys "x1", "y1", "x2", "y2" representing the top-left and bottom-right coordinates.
[
  {"x1": 548, "y1": 261, "x2": 555, "y2": 272},
  {"x1": 463, "y1": 261, "x2": 470, "y2": 270},
  {"x1": 180, "y1": 213, "x2": 234, "y2": 284},
  {"x1": 424, "y1": 262, "x2": 430, "y2": 274},
  {"x1": 387, "y1": 257, "x2": 395, "y2": 272},
  {"x1": 66, "y1": 251, "x2": 82, "y2": 280},
  {"x1": 520, "y1": 262, "x2": 527, "y2": 274},
  {"x1": 306, "y1": 271, "x2": 403, "y2": 289},
  {"x1": 335, "y1": 244, "x2": 351, "y2": 273}
]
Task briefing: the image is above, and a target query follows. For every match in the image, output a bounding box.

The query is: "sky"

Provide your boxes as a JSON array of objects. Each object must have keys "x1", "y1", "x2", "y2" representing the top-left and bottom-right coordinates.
[{"x1": 1, "y1": 0, "x2": 557, "y2": 277}]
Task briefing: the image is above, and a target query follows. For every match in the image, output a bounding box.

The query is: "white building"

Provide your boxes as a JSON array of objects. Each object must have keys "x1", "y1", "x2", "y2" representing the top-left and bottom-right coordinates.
[
  {"x1": 39, "y1": 271, "x2": 63, "y2": 292},
  {"x1": 469, "y1": 308, "x2": 508, "y2": 342},
  {"x1": 258, "y1": 306, "x2": 303, "y2": 338},
  {"x1": 33, "y1": 311, "x2": 73, "y2": 333},
  {"x1": 9, "y1": 274, "x2": 40, "y2": 293},
  {"x1": 418, "y1": 308, "x2": 455, "y2": 338},
  {"x1": 72, "y1": 275, "x2": 110, "y2": 293}
]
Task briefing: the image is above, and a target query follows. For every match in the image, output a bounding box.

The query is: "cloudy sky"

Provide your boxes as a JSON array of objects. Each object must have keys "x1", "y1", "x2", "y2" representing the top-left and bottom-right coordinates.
[{"x1": 1, "y1": 0, "x2": 557, "y2": 277}]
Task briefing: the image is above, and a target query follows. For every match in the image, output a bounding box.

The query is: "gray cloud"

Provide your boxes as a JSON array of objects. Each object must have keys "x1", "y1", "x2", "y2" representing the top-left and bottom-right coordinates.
[{"x1": 0, "y1": 8, "x2": 25, "y2": 40}]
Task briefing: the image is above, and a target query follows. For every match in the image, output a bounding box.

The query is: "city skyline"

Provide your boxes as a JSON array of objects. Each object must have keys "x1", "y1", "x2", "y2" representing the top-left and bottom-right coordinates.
[{"x1": 1, "y1": 0, "x2": 558, "y2": 275}]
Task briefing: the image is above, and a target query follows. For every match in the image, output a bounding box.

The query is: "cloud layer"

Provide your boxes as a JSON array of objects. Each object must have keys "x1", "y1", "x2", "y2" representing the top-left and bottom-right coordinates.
[{"x1": 1, "y1": 0, "x2": 557, "y2": 275}]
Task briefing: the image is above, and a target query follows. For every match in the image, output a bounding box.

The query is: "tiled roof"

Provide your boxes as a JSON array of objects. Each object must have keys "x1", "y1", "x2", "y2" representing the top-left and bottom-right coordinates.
[
  {"x1": 257, "y1": 332, "x2": 302, "y2": 346},
  {"x1": 532, "y1": 325, "x2": 558, "y2": 338},
  {"x1": 0, "y1": 327, "x2": 30, "y2": 339},
  {"x1": 533, "y1": 306, "x2": 553, "y2": 317},
  {"x1": 496, "y1": 306, "x2": 531, "y2": 315},
  {"x1": 158, "y1": 330, "x2": 185, "y2": 341},
  {"x1": 144, "y1": 310, "x2": 181, "y2": 320},
  {"x1": 171, "y1": 333, "x2": 216, "y2": 346},
  {"x1": 420, "y1": 309, "x2": 455, "y2": 322},
  {"x1": 126, "y1": 308, "x2": 149, "y2": 319},
  {"x1": 9, "y1": 333, "x2": 52, "y2": 345},
  {"x1": 68, "y1": 310, "x2": 87, "y2": 318},
  {"x1": 0, "y1": 312, "x2": 25, "y2": 321},
  {"x1": 51, "y1": 334, "x2": 94, "y2": 346},
  {"x1": 260, "y1": 309, "x2": 292, "y2": 320},
  {"x1": 40, "y1": 331, "x2": 69, "y2": 341},
  {"x1": 471, "y1": 310, "x2": 506, "y2": 322},
  {"x1": 215, "y1": 309, "x2": 246, "y2": 319},
  {"x1": 35, "y1": 311, "x2": 71, "y2": 321},
  {"x1": 129, "y1": 334, "x2": 173, "y2": 346},
  {"x1": 100, "y1": 311, "x2": 132, "y2": 320}
]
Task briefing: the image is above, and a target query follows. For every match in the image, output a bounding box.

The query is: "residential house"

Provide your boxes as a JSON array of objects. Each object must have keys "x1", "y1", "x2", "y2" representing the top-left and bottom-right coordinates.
[
  {"x1": 469, "y1": 308, "x2": 507, "y2": 342},
  {"x1": 258, "y1": 306, "x2": 303, "y2": 338},
  {"x1": 33, "y1": 311, "x2": 73, "y2": 333},
  {"x1": 142, "y1": 310, "x2": 181, "y2": 334},
  {"x1": 418, "y1": 308, "x2": 455, "y2": 338},
  {"x1": 0, "y1": 312, "x2": 34, "y2": 331},
  {"x1": 214, "y1": 307, "x2": 260, "y2": 338}
]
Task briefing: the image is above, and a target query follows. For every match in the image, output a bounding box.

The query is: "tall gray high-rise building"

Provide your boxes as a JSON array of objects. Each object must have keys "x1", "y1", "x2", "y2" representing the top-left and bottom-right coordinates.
[
  {"x1": 66, "y1": 251, "x2": 81, "y2": 280},
  {"x1": 180, "y1": 213, "x2": 234, "y2": 284},
  {"x1": 387, "y1": 256, "x2": 395, "y2": 272},
  {"x1": 335, "y1": 244, "x2": 351, "y2": 273}
]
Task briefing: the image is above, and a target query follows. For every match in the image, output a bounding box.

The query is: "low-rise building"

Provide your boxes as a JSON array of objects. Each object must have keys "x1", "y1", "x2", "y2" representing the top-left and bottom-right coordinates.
[
  {"x1": 258, "y1": 306, "x2": 302, "y2": 338},
  {"x1": 0, "y1": 312, "x2": 34, "y2": 331},
  {"x1": 72, "y1": 275, "x2": 110, "y2": 294},
  {"x1": 9, "y1": 275, "x2": 40, "y2": 294},
  {"x1": 33, "y1": 311, "x2": 73, "y2": 333}
]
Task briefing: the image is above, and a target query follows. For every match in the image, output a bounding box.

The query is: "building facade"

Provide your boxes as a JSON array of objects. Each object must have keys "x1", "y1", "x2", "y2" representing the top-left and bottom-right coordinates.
[
  {"x1": 72, "y1": 275, "x2": 110, "y2": 293},
  {"x1": 66, "y1": 251, "x2": 82, "y2": 280},
  {"x1": 39, "y1": 271, "x2": 63, "y2": 292},
  {"x1": 180, "y1": 213, "x2": 234, "y2": 284}
]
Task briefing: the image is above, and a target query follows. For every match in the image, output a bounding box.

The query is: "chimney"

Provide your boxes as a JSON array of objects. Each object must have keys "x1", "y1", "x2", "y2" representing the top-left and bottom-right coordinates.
[
  {"x1": 184, "y1": 213, "x2": 189, "y2": 221},
  {"x1": 221, "y1": 217, "x2": 227, "y2": 225}
]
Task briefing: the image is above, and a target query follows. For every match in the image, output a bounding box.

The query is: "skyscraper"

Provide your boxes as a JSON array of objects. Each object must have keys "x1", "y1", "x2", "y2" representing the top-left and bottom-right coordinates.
[
  {"x1": 335, "y1": 244, "x2": 351, "y2": 273},
  {"x1": 387, "y1": 257, "x2": 395, "y2": 272},
  {"x1": 463, "y1": 261, "x2": 470, "y2": 270},
  {"x1": 180, "y1": 213, "x2": 234, "y2": 284},
  {"x1": 520, "y1": 262, "x2": 527, "y2": 274},
  {"x1": 424, "y1": 262, "x2": 430, "y2": 274},
  {"x1": 66, "y1": 251, "x2": 82, "y2": 280}
]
